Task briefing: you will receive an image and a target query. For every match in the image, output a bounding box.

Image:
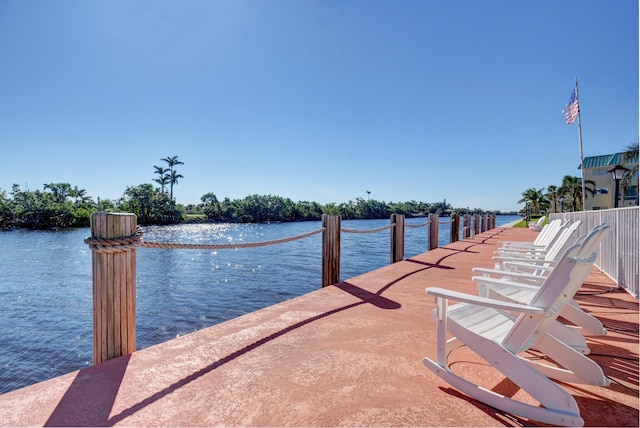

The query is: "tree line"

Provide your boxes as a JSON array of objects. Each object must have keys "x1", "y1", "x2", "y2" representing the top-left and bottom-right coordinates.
[
  {"x1": 0, "y1": 184, "x2": 509, "y2": 229},
  {"x1": 0, "y1": 155, "x2": 513, "y2": 229}
]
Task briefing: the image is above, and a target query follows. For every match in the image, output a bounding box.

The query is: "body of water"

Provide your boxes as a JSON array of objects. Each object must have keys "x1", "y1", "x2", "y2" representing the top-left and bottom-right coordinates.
[{"x1": 0, "y1": 215, "x2": 520, "y2": 394}]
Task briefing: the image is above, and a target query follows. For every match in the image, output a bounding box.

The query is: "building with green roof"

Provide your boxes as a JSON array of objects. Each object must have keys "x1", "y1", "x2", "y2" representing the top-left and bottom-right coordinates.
[{"x1": 580, "y1": 152, "x2": 638, "y2": 210}]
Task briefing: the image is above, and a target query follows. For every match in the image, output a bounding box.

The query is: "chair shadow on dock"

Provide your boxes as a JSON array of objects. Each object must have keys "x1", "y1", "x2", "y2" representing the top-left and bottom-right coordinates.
[{"x1": 438, "y1": 386, "x2": 534, "y2": 427}]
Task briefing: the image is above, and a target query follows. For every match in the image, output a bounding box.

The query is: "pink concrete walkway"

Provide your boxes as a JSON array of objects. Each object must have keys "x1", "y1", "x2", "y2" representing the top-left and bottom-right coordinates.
[{"x1": 0, "y1": 227, "x2": 637, "y2": 426}]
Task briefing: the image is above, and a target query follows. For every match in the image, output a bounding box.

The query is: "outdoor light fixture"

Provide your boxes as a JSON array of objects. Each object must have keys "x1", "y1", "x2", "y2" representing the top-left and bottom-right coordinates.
[{"x1": 608, "y1": 164, "x2": 629, "y2": 208}]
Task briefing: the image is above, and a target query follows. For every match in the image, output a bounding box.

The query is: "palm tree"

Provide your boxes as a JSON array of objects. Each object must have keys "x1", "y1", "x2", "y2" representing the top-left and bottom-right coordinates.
[
  {"x1": 70, "y1": 186, "x2": 93, "y2": 208},
  {"x1": 546, "y1": 185, "x2": 560, "y2": 213},
  {"x1": 153, "y1": 165, "x2": 170, "y2": 193},
  {"x1": 556, "y1": 186, "x2": 568, "y2": 213},
  {"x1": 168, "y1": 169, "x2": 183, "y2": 199},
  {"x1": 622, "y1": 141, "x2": 639, "y2": 163},
  {"x1": 518, "y1": 188, "x2": 547, "y2": 217},
  {"x1": 43, "y1": 182, "x2": 72, "y2": 204},
  {"x1": 161, "y1": 156, "x2": 184, "y2": 200},
  {"x1": 559, "y1": 175, "x2": 595, "y2": 211},
  {"x1": 621, "y1": 142, "x2": 639, "y2": 203}
]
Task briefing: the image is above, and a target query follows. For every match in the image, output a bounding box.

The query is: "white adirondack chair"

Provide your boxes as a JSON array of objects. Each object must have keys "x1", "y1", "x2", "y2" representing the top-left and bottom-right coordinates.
[
  {"x1": 480, "y1": 224, "x2": 606, "y2": 280},
  {"x1": 487, "y1": 223, "x2": 598, "y2": 285},
  {"x1": 498, "y1": 218, "x2": 563, "y2": 251},
  {"x1": 474, "y1": 224, "x2": 610, "y2": 340},
  {"x1": 528, "y1": 215, "x2": 546, "y2": 231},
  {"x1": 493, "y1": 220, "x2": 581, "y2": 262},
  {"x1": 423, "y1": 245, "x2": 609, "y2": 426}
]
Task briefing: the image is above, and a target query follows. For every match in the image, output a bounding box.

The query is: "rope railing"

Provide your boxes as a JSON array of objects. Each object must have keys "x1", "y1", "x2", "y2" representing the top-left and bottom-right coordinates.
[
  {"x1": 141, "y1": 228, "x2": 325, "y2": 250},
  {"x1": 405, "y1": 220, "x2": 430, "y2": 228},
  {"x1": 84, "y1": 227, "x2": 144, "y2": 254},
  {"x1": 85, "y1": 211, "x2": 496, "y2": 365},
  {"x1": 85, "y1": 227, "x2": 325, "y2": 253},
  {"x1": 341, "y1": 223, "x2": 395, "y2": 234},
  {"x1": 84, "y1": 216, "x2": 472, "y2": 254}
]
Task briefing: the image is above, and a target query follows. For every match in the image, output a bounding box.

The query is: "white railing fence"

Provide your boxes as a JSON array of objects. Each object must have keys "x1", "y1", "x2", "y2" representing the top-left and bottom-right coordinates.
[{"x1": 550, "y1": 206, "x2": 639, "y2": 298}]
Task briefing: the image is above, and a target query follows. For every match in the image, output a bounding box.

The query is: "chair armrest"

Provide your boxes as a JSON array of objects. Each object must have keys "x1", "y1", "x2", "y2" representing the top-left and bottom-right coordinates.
[
  {"x1": 425, "y1": 287, "x2": 544, "y2": 314},
  {"x1": 498, "y1": 242, "x2": 545, "y2": 249},
  {"x1": 494, "y1": 248, "x2": 548, "y2": 256},
  {"x1": 503, "y1": 261, "x2": 556, "y2": 271},
  {"x1": 493, "y1": 254, "x2": 548, "y2": 263},
  {"x1": 471, "y1": 267, "x2": 546, "y2": 282},
  {"x1": 471, "y1": 276, "x2": 541, "y2": 291}
]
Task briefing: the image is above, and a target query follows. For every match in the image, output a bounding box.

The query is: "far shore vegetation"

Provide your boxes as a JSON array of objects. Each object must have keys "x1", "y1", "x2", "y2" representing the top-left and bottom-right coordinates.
[
  {"x1": 1, "y1": 154, "x2": 516, "y2": 229},
  {"x1": 10, "y1": 144, "x2": 637, "y2": 231},
  {"x1": 0, "y1": 182, "x2": 517, "y2": 230}
]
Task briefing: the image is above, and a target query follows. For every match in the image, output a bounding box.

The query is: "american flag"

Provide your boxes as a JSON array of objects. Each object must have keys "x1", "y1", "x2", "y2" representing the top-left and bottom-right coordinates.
[{"x1": 562, "y1": 88, "x2": 580, "y2": 125}]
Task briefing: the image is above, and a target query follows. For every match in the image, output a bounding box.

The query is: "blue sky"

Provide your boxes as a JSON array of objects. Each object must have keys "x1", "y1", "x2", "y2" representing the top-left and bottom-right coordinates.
[{"x1": 1, "y1": 0, "x2": 637, "y2": 212}]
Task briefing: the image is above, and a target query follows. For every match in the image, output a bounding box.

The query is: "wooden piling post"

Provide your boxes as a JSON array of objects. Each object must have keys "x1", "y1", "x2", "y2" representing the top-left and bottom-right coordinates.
[
  {"x1": 450, "y1": 213, "x2": 460, "y2": 243},
  {"x1": 474, "y1": 214, "x2": 481, "y2": 235},
  {"x1": 88, "y1": 212, "x2": 138, "y2": 365},
  {"x1": 322, "y1": 214, "x2": 341, "y2": 287},
  {"x1": 428, "y1": 213, "x2": 439, "y2": 250},
  {"x1": 390, "y1": 214, "x2": 405, "y2": 263},
  {"x1": 463, "y1": 214, "x2": 471, "y2": 239}
]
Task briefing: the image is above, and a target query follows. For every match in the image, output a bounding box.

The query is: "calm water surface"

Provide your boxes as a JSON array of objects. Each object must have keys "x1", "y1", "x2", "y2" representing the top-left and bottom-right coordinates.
[{"x1": 0, "y1": 216, "x2": 519, "y2": 393}]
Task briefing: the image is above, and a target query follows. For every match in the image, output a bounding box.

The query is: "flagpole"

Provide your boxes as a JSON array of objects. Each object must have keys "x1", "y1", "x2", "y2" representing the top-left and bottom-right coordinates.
[{"x1": 574, "y1": 78, "x2": 586, "y2": 209}]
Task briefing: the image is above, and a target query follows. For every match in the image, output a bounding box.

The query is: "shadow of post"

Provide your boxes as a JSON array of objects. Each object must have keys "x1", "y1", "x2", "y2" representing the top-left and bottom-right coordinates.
[{"x1": 45, "y1": 354, "x2": 131, "y2": 427}]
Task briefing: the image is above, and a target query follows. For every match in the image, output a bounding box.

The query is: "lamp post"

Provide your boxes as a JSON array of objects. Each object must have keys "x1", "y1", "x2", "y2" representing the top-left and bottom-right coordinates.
[{"x1": 608, "y1": 164, "x2": 629, "y2": 208}]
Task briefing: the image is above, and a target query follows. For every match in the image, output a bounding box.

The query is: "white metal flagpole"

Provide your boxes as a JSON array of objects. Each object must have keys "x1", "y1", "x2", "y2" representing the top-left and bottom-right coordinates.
[
  {"x1": 563, "y1": 78, "x2": 587, "y2": 208},
  {"x1": 574, "y1": 78, "x2": 586, "y2": 208}
]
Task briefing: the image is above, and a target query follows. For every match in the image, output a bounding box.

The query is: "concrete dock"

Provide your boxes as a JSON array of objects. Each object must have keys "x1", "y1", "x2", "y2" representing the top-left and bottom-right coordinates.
[{"x1": 0, "y1": 226, "x2": 637, "y2": 426}]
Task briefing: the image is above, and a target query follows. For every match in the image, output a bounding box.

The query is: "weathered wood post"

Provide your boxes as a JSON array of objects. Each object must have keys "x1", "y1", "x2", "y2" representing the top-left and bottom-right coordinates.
[
  {"x1": 463, "y1": 214, "x2": 471, "y2": 239},
  {"x1": 428, "y1": 213, "x2": 439, "y2": 250},
  {"x1": 483, "y1": 214, "x2": 489, "y2": 232},
  {"x1": 322, "y1": 214, "x2": 341, "y2": 287},
  {"x1": 490, "y1": 214, "x2": 496, "y2": 229},
  {"x1": 450, "y1": 213, "x2": 460, "y2": 243},
  {"x1": 474, "y1": 214, "x2": 481, "y2": 235},
  {"x1": 390, "y1": 213, "x2": 405, "y2": 263},
  {"x1": 86, "y1": 212, "x2": 139, "y2": 365}
]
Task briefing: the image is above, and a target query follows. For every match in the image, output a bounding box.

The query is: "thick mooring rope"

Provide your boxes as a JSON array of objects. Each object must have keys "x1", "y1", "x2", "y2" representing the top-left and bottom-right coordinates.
[
  {"x1": 405, "y1": 220, "x2": 430, "y2": 228},
  {"x1": 85, "y1": 219, "x2": 431, "y2": 254},
  {"x1": 86, "y1": 227, "x2": 325, "y2": 253},
  {"x1": 341, "y1": 223, "x2": 395, "y2": 234},
  {"x1": 140, "y1": 228, "x2": 325, "y2": 250},
  {"x1": 84, "y1": 227, "x2": 144, "y2": 254}
]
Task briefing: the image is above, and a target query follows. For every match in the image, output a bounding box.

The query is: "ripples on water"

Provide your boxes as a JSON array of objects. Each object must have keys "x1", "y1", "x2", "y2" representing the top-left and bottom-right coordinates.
[{"x1": 0, "y1": 216, "x2": 519, "y2": 393}]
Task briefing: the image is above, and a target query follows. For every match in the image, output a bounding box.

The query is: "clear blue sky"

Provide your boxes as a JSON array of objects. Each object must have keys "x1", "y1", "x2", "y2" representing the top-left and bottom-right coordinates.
[{"x1": 1, "y1": 0, "x2": 637, "y2": 212}]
